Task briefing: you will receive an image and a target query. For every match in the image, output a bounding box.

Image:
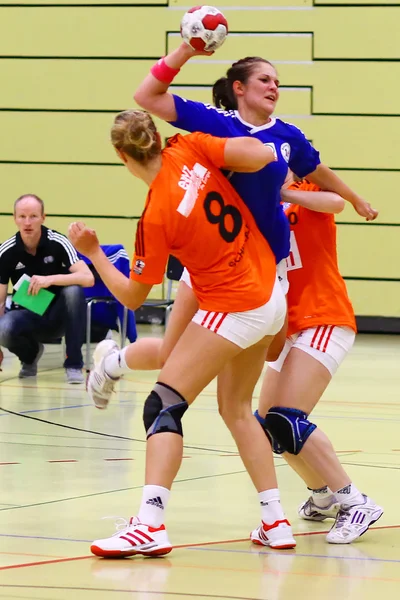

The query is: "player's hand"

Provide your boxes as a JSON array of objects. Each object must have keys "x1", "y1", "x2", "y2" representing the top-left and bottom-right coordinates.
[
  {"x1": 352, "y1": 198, "x2": 379, "y2": 221},
  {"x1": 180, "y1": 41, "x2": 214, "y2": 57},
  {"x1": 68, "y1": 221, "x2": 100, "y2": 258},
  {"x1": 28, "y1": 275, "x2": 52, "y2": 295}
]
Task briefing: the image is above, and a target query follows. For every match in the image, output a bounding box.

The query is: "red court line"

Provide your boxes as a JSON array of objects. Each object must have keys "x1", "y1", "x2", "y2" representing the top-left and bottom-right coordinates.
[
  {"x1": 0, "y1": 462, "x2": 20, "y2": 465},
  {"x1": 2, "y1": 524, "x2": 399, "y2": 571},
  {"x1": 0, "y1": 555, "x2": 93, "y2": 571},
  {"x1": 175, "y1": 523, "x2": 400, "y2": 549}
]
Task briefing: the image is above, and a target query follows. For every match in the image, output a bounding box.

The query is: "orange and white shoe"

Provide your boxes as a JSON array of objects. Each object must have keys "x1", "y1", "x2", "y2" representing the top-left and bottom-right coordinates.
[
  {"x1": 250, "y1": 519, "x2": 296, "y2": 549},
  {"x1": 91, "y1": 516, "x2": 172, "y2": 558}
]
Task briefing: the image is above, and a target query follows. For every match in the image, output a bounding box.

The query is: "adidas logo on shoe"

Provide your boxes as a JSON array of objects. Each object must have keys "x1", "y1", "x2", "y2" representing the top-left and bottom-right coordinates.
[{"x1": 146, "y1": 496, "x2": 164, "y2": 509}]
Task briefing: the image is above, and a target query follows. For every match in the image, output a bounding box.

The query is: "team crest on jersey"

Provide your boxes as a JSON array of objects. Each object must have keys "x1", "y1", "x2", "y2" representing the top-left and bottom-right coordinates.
[
  {"x1": 44, "y1": 255, "x2": 54, "y2": 264},
  {"x1": 134, "y1": 259, "x2": 145, "y2": 275},
  {"x1": 264, "y1": 142, "x2": 277, "y2": 159},
  {"x1": 281, "y1": 143, "x2": 291, "y2": 162}
]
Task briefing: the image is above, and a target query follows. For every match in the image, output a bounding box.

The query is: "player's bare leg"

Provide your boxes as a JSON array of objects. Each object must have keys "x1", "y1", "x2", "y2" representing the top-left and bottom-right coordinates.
[{"x1": 218, "y1": 336, "x2": 295, "y2": 549}]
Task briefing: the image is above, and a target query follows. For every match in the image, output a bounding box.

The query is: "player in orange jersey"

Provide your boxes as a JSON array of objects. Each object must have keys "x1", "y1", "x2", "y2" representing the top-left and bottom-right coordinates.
[
  {"x1": 255, "y1": 173, "x2": 383, "y2": 545},
  {"x1": 68, "y1": 109, "x2": 297, "y2": 557}
]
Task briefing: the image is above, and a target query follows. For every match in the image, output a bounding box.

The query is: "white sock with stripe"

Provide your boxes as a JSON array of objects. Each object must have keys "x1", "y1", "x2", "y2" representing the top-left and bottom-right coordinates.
[
  {"x1": 104, "y1": 347, "x2": 130, "y2": 378},
  {"x1": 334, "y1": 483, "x2": 364, "y2": 509},
  {"x1": 259, "y1": 489, "x2": 285, "y2": 525},
  {"x1": 137, "y1": 485, "x2": 170, "y2": 528},
  {"x1": 310, "y1": 486, "x2": 337, "y2": 508}
]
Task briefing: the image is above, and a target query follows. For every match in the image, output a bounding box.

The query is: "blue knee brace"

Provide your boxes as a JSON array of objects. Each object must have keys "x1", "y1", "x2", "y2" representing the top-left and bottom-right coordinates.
[
  {"x1": 254, "y1": 410, "x2": 284, "y2": 454},
  {"x1": 264, "y1": 407, "x2": 317, "y2": 455},
  {"x1": 143, "y1": 382, "x2": 188, "y2": 439}
]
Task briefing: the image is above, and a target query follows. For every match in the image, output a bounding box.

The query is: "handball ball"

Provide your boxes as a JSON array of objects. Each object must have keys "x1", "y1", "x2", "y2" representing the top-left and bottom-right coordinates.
[{"x1": 180, "y1": 5, "x2": 228, "y2": 52}]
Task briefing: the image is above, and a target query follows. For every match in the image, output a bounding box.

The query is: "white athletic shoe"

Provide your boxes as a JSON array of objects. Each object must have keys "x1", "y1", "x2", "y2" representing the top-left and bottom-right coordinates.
[
  {"x1": 87, "y1": 339, "x2": 120, "y2": 409},
  {"x1": 326, "y1": 495, "x2": 384, "y2": 544},
  {"x1": 250, "y1": 519, "x2": 296, "y2": 549},
  {"x1": 298, "y1": 496, "x2": 340, "y2": 522},
  {"x1": 91, "y1": 516, "x2": 173, "y2": 558}
]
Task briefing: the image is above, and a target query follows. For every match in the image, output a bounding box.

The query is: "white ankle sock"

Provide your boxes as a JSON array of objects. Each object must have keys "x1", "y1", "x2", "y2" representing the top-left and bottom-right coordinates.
[
  {"x1": 137, "y1": 485, "x2": 170, "y2": 528},
  {"x1": 104, "y1": 347, "x2": 130, "y2": 378},
  {"x1": 259, "y1": 488, "x2": 285, "y2": 525},
  {"x1": 334, "y1": 483, "x2": 364, "y2": 508},
  {"x1": 310, "y1": 486, "x2": 336, "y2": 508}
]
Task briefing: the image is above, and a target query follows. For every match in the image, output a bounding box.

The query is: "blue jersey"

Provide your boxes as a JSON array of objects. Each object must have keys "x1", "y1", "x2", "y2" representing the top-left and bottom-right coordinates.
[{"x1": 170, "y1": 96, "x2": 320, "y2": 263}]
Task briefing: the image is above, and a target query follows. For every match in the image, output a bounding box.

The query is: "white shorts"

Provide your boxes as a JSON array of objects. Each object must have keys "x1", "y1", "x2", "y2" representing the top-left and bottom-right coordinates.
[
  {"x1": 180, "y1": 259, "x2": 289, "y2": 295},
  {"x1": 192, "y1": 277, "x2": 286, "y2": 349},
  {"x1": 268, "y1": 325, "x2": 356, "y2": 376}
]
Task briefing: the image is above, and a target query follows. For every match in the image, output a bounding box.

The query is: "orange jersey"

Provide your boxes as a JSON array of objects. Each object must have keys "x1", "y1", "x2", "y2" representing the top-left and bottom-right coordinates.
[
  {"x1": 284, "y1": 180, "x2": 356, "y2": 336},
  {"x1": 130, "y1": 132, "x2": 276, "y2": 312}
]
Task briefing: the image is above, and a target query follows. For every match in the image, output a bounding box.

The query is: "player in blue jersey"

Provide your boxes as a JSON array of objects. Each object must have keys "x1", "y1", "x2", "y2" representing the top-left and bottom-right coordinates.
[
  {"x1": 133, "y1": 43, "x2": 377, "y2": 359},
  {"x1": 114, "y1": 45, "x2": 378, "y2": 544},
  {"x1": 135, "y1": 45, "x2": 377, "y2": 271}
]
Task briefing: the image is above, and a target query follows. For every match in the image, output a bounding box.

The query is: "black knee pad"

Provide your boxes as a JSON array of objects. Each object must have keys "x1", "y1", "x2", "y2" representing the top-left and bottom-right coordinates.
[
  {"x1": 264, "y1": 406, "x2": 317, "y2": 455},
  {"x1": 254, "y1": 410, "x2": 284, "y2": 454},
  {"x1": 143, "y1": 382, "x2": 188, "y2": 439}
]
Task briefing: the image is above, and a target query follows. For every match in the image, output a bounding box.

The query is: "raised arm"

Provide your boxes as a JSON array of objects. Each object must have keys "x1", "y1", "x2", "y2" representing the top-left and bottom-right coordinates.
[
  {"x1": 281, "y1": 188, "x2": 345, "y2": 214},
  {"x1": 306, "y1": 164, "x2": 378, "y2": 221},
  {"x1": 134, "y1": 43, "x2": 204, "y2": 122}
]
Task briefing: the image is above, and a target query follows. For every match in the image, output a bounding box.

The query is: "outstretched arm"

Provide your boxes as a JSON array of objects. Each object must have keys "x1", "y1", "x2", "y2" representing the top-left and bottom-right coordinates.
[
  {"x1": 68, "y1": 223, "x2": 152, "y2": 311},
  {"x1": 223, "y1": 138, "x2": 276, "y2": 172},
  {"x1": 306, "y1": 164, "x2": 378, "y2": 221},
  {"x1": 281, "y1": 188, "x2": 345, "y2": 214}
]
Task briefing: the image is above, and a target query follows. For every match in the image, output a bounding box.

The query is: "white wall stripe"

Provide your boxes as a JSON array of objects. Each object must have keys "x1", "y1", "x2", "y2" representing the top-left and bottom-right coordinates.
[
  {"x1": 169, "y1": 6, "x2": 314, "y2": 11},
  {"x1": 171, "y1": 86, "x2": 312, "y2": 92},
  {"x1": 186, "y1": 59, "x2": 313, "y2": 65},
  {"x1": 168, "y1": 32, "x2": 312, "y2": 38}
]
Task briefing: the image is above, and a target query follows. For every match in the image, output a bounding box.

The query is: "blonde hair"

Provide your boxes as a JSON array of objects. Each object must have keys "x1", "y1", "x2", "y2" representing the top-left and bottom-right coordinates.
[{"x1": 111, "y1": 109, "x2": 161, "y2": 164}]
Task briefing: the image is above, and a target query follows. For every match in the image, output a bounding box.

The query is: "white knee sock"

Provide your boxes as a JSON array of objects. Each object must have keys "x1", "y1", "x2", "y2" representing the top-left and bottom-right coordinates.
[
  {"x1": 310, "y1": 485, "x2": 337, "y2": 508},
  {"x1": 137, "y1": 485, "x2": 170, "y2": 528},
  {"x1": 334, "y1": 483, "x2": 364, "y2": 508},
  {"x1": 104, "y1": 347, "x2": 130, "y2": 378},
  {"x1": 259, "y1": 489, "x2": 285, "y2": 525}
]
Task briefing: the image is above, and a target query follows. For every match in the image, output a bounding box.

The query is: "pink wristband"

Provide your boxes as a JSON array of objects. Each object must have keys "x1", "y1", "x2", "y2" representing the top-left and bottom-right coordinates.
[{"x1": 150, "y1": 58, "x2": 180, "y2": 85}]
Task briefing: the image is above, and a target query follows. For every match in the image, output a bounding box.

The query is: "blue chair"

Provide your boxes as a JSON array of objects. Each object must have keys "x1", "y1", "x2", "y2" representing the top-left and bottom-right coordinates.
[{"x1": 78, "y1": 245, "x2": 137, "y2": 370}]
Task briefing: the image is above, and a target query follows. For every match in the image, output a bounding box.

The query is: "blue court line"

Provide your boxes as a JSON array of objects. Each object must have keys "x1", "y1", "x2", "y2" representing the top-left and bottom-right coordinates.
[
  {"x1": 0, "y1": 533, "x2": 91, "y2": 543},
  {"x1": 187, "y1": 546, "x2": 400, "y2": 564},
  {"x1": 0, "y1": 404, "x2": 92, "y2": 417}
]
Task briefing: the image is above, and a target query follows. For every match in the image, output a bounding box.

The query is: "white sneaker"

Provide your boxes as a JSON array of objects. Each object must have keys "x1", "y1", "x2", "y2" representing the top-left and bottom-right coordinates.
[
  {"x1": 298, "y1": 496, "x2": 339, "y2": 522},
  {"x1": 91, "y1": 516, "x2": 172, "y2": 558},
  {"x1": 250, "y1": 519, "x2": 296, "y2": 549},
  {"x1": 87, "y1": 340, "x2": 120, "y2": 409},
  {"x1": 326, "y1": 495, "x2": 384, "y2": 544}
]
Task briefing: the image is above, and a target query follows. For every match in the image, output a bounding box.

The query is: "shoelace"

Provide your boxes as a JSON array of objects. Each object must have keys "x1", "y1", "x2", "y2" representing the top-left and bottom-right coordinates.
[
  {"x1": 333, "y1": 508, "x2": 351, "y2": 530},
  {"x1": 101, "y1": 516, "x2": 131, "y2": 536}
]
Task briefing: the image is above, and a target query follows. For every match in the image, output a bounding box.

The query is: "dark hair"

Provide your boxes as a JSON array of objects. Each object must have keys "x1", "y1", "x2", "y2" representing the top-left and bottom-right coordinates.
[
  {"x1": 212, "y1": 56, "x2": 275, "y2": 111},
  {"x1": 14, "y1": 194, "x2": 45, "y2": 215},
  {"x1": 111, "y1": 109, "x2": 161, "y2": 164}
]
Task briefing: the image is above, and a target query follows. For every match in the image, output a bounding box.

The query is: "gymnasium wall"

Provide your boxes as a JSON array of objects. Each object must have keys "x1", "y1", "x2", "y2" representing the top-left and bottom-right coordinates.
[{"x1": 1, "y1": 1, "x2": 399, "y2": 318}]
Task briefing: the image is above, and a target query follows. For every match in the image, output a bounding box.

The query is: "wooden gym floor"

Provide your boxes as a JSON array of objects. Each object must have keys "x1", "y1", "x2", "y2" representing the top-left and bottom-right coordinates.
[{"x1": 0, "y1": 330, "x2": 399, "y2": 600}]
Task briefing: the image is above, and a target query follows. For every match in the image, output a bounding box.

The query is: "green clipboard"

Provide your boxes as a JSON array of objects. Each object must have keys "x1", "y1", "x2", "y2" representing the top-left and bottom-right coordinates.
[{"x1": 13, "y1": 279, "x2": 55, "y2": 316}]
